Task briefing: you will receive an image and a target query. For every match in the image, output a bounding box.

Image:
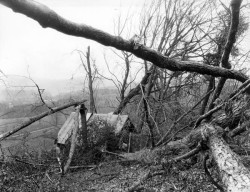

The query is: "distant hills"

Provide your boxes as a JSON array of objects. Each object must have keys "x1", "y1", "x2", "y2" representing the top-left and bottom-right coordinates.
[{"x1": 0, "y1": 76, "x2": 118, "y2": 103}]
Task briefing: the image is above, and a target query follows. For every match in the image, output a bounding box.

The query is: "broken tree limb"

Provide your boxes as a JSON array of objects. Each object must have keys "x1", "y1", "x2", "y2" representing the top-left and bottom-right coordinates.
[
  {"x1": 63, "y1": 106, "x2": 80, "y2": 175},
  {"x1": 172, "y1": 143, "x2": 202, "y2": 162},
  {"x1": 0, "y1": 100, "x2": 86, "y2": 141},
  {"x1": 229, "y1": 120, "x2": 250, "y2": 138},
  {"x1": 0, "y1": 0, "x2": 248, "y2": 82}
]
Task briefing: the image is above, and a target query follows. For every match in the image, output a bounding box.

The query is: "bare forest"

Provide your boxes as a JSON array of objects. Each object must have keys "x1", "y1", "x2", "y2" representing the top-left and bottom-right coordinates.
[{"x1": 1, "y1": 0, "x2": 250, "y2": 191}]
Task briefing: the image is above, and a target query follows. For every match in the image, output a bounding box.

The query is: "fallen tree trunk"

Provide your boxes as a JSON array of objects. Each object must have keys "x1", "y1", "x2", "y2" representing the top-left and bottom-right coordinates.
[
  {"x1": 207, "y1": 124, "x2": 250, "y2": 192},
  {"x1": 123, "y1": 123, "x2": 250, "y2": 191},
  {"x1": 122, "y1": 97, "x2": 250, "y2": 163}
]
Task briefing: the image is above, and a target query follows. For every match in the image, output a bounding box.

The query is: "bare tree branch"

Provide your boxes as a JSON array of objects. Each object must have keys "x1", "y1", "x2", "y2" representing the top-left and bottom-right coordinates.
[{"x1": 0, "y1": 0, "x2": 248, "y2": 82}]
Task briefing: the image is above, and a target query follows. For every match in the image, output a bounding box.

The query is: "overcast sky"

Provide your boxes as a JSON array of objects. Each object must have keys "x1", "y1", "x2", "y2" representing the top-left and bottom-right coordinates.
[
  {"x1": 0, "y1": 0, "x2": 146, "y2": 83},
  {"x1": 0, "y1": 0, "x2": 250, "y2": 85}
]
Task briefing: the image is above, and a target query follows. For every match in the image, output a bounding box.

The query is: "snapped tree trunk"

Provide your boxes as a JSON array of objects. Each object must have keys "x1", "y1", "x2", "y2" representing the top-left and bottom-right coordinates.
[{"x1": 209, "y1": 134, "x2": 250, "y2": 191}]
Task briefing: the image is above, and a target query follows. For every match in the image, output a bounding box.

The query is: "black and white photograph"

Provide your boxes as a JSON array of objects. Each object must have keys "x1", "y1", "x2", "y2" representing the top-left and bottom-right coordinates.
[{"x1": 1, "y1": 0, "x2": 250, "y2": 191}]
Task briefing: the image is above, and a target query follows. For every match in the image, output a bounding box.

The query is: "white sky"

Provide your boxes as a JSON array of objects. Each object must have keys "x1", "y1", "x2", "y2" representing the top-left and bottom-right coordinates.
[
  {"x1": 0, "y1": 0, "x2": 146, "y2": 82},
  {"x1": 0, "y1": 0, "x2": 250, "y2": 85}
]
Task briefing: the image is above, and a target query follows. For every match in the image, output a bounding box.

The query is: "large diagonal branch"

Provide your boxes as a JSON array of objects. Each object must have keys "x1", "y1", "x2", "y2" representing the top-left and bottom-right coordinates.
[
  {"x1": 0, "y1": 0, "x2": 248, "y2": 82},
  {"x1": 0, "y1": 100, "x2": 86, "y2": 141}
]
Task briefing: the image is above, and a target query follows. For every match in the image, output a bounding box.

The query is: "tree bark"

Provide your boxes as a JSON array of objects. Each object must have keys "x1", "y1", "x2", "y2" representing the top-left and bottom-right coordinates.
[{"x1": 209, "y1": 134, "x2": 250, "y2": 191}]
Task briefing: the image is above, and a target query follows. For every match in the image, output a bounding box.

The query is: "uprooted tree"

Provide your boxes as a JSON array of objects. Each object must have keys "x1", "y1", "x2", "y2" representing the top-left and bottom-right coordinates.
[{"x1": 1, "y1": 0, "x2": 250, "y2": 191}]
